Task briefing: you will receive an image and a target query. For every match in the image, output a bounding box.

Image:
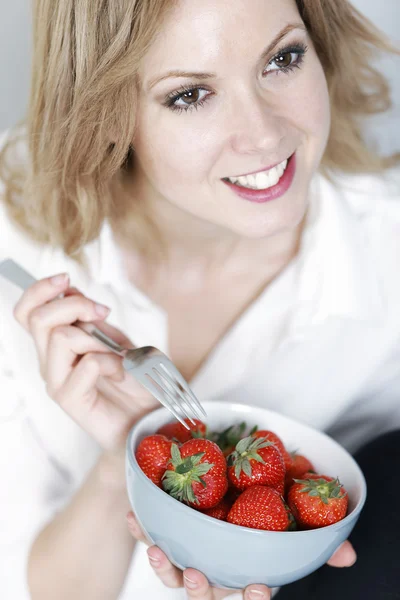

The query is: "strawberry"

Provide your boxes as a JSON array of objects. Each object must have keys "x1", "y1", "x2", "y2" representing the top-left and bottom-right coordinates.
[
  {"x1": 287, "y1": 473, "x2": 348, "y2": 529},
  {"x1": 227, "y1": 485, "x2": 292, "y2": 531},
  {"x1": 201, "y1": 496, "x2": 232, "y2": 521},
  {"x1": 284, "y1": 453, "x2": 315, "y2": 493},
  {"x1": 162, "y1": 439, "x2": 228, "y2": 509},
  {"x1": 135, "y1": 434, "x2": 173, "y2": 487},
  {"x1": 227, "y1": 435, "x2": 285, "y2": 493},
  {"x1": 252, "y1": 430, "x2": 292, "y2": 471},
  {"x1": 210, "y1": 422, "x2": 257, "y2": 457},
  {"x1": 156, "y1": 418, "x2": 207, "y2": 444}
]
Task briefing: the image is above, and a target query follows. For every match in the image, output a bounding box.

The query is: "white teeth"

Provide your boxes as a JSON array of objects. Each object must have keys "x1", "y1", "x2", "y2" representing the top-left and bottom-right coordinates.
[
  {"x1": 227, "y1": 158, "x2": 288, "y2": 190},
  {"x1": 255, "y1": 172, "x2": 269, "y2": 188}
]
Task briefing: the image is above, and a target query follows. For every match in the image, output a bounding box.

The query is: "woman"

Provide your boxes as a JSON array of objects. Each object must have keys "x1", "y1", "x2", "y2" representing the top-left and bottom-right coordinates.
[{"x1": 0, "y1": 0, "x2": 399, "y2": 598}]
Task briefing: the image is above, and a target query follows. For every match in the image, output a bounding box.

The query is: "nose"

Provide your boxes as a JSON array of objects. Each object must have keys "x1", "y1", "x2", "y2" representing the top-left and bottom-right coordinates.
[{"x1": 228, "y1": 91, "x2": 286, "y2": 156}]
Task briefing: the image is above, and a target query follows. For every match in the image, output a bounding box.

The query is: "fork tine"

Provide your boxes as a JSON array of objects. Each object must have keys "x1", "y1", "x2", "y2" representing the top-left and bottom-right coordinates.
[
  {"x1": 139, "y1": 374, "x2": 191, "y2": 429},
  {"x1": 159, "y1": 362, "x2": 207, "y2": 419},
  {"x1": 152, "y1": 367, "x2": 197, "y2": 425},
  {"x1": 157, "y1": 364, "x2": 206, "y2": 421},
  {"x1": 149, "y1": 368, "x2": 196, "y2": 426}
]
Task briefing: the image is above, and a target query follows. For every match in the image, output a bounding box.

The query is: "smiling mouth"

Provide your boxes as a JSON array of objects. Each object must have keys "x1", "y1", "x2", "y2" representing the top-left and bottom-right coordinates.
[{"x1": 222, "y1": 157, "x2": 289, "y2": 191}]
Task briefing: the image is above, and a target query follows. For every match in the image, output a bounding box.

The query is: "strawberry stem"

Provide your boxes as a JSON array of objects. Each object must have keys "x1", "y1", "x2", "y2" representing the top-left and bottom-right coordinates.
[
  {"x1": 227, "y1": 436, "x2": 274, "y2": 480},
  {"x1": 162, "y1": 444, "x2": 214, "y2": 505},
  {"x1": 293, "y1": 477, "x2": 347, "y2": 505}
]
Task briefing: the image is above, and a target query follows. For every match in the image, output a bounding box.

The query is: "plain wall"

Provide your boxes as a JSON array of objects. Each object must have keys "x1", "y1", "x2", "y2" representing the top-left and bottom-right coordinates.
[{"x1": 0, "y1": 0, "x2": 399, "y2": 152}]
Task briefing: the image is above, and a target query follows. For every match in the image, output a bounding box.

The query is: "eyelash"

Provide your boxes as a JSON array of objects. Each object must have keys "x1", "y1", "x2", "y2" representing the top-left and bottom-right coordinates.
[{"x1": 164, "y1": 41, "x2": 308, "y2": 114}]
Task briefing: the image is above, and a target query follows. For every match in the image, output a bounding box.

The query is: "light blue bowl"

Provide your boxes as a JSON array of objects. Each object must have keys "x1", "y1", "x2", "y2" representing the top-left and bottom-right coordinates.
[{"x1": 126, "y1": 401, "x2": 367, "y2": 589}]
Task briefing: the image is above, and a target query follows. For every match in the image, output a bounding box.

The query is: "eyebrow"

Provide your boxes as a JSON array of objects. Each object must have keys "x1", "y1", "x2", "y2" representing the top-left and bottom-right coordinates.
[{"x1": 147, "y1": 22, "x2": 307, "y2": 90}]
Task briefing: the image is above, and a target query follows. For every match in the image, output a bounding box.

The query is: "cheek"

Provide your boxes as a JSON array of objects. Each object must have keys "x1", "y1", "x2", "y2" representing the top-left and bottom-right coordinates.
[
  {"x1": 282, "y1": 61, "x2": 331, "y2": 149},
  {"x1": 134, "y1": 110, "x2": 224, "y2": 185}
]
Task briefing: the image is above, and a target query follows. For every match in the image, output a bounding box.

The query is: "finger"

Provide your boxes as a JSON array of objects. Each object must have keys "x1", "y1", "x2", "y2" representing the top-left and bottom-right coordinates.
[
  {"x1": 182, "y1": 568, "x2": 219, "y2": 599},
  {"x1": 13, "y1": 273, "x2": 70, "y2": 330},
  {"x1": 244, "y1": 584, "x2": 272, "y2": 600},
  {"x1": 46, "y1": 325, "x2": 124, "y2": 392},
  {"x1": 29, "y1": 294, "x2": 110, "y2": 371},
  {"x1": 327, "y1": 540, "x2": 357, "y2": 567},
  {"x1": 126, "y1": 511, "x2": 149, "y2": 545},
  {"x1": 63, "y1": 289, "x2": 133, "y2": 347},
  {"x1": 63, "y1": 286, "x2": 84, "y2": 297},
  {"x1": 183, "y1": 570, "x2": 270, "y2": 600},
  {"x1": 49, "y1": 352, "x2": 123, "y2": 415},
  {"x1": 147, "y1": 546, "x2": 183, "y2": 589},
  {"x1": 89, "y1": 319, "x2": 134, "y2": 348}
]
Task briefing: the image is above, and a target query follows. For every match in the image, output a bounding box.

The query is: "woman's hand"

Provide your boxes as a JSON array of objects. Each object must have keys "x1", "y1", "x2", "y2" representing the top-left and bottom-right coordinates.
[
  {"x1": 13, "y1": 272, "x2": 159, "y2": 451},
  {"x1": 127, "y1": 510, "x2": 357, "y2": 600},
  {"x1": 127, "y1": 511, "x2": 271, "y2": 599}
]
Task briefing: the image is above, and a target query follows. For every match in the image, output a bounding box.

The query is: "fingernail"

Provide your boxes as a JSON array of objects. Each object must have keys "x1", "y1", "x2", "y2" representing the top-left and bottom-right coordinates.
[
  {"x1": 148, "y1": 555, "x2": 161, "y2": 567},
  {"x1": 248, "y1": 589, "x2": 267, "y2": 600},
  {"x1": 50, "y1": 273, "x2": 69, "y2": 286},
  {"x1": 94, "y1": 302, "x2": 111, "y2": 317},
  {"x1": 183, "y1": 574, "x2": 198, "y2": 590}
]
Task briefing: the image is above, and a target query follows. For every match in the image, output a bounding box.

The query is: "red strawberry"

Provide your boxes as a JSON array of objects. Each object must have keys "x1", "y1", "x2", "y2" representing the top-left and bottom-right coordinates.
[
  {"x1": 156, "y1": 418, "x2": 207, "y2": 444},
  {"x1": 284, "y1": 453, "x2": 315, "y2": 493},
  {"x1": 287, "y1": 473, "x2": 348, "y2": 529},
  {"x1": 227, "y1": 435, "x2": 285, "y2": 493},
  {"x1": 227, "y1": 485, "x2": 292, "y2": 531},
  {"x1": 201, "y1": 496, "x2": 232, "y2": 521},
  {"x1": 252, "y1": 430, "x2": 292, "y2": 471},
  {"x1": 135, "y1": 434, "x2": 173, "y2": 487},
  {"x1": 162, "y1": 439, "x2": 228, "y2": 509},
  {"x1": 211, "y1": 422, "x2": 256, "y2": 457}
]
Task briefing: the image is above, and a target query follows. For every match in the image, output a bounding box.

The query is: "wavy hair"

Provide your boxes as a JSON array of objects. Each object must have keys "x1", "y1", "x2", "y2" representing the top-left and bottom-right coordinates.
[{"x1": 0, "y1": 0, "x2": 399, "y2": 259}]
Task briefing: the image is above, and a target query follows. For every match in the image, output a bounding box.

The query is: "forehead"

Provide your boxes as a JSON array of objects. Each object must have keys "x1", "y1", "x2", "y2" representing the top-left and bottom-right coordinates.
[{"x1": 140, "y1": 0, "x2": 302, "y2": 77}]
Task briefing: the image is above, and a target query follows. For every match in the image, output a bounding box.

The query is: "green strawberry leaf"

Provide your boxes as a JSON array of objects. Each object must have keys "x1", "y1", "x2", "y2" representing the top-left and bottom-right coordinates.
[
  {"x1": 235, "y1": 436, "x2": 252, "y2": 455},
  {"x1": 251, "y1": 452, "x2": 266, "y2": 465},
  {"x1": 242, "y1": 459, "x2": 252, "y2": 478},
  {"x1": 170, "y1": 443, "x2": 182, "y2": 467}
]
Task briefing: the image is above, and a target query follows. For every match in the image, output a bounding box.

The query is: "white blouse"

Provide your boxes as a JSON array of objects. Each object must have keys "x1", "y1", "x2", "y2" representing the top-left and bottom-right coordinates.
[{"x1": 1, "y1": 132, "x2": 400, "y2": 599}]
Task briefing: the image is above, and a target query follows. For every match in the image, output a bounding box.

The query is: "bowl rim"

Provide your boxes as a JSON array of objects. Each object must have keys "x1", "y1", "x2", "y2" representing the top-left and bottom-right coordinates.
[{"x1": 126, "y1": 401, "x2": 367, "y2": 537}]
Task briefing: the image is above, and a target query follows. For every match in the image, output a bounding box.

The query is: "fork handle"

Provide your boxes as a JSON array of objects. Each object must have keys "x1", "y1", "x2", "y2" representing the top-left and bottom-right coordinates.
[{"x1": 0, "y1": 258, "x2": 124, "y2": 356}]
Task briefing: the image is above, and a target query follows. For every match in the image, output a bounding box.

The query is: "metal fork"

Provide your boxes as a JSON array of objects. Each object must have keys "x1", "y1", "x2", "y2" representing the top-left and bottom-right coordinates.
[{"x1": 0, "y1": 258, "x2": 206, "y2": 429}]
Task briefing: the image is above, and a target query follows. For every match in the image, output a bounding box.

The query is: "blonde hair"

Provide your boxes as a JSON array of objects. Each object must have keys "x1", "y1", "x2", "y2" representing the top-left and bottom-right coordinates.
[{"x1": 0, "y1": 0, "x2": 399, "y2": 259}]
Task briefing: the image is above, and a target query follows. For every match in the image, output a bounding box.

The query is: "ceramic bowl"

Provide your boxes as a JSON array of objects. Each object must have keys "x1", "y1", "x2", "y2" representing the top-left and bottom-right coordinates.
[{"x1": 126, "y1": 401, "x2": 366, "y2": 589}]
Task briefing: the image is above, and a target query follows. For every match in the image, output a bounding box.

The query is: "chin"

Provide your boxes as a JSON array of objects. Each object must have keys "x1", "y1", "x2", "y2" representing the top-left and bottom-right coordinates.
[{"x1": 223, "y1": 200, "x2": 308, "y2": 240}]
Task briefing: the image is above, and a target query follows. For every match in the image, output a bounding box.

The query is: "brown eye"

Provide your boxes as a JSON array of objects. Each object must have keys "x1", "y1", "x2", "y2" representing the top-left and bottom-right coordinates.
[
  {"x1": 168, "y1": 87, "x2": 211, "y2": 111},
  {"x1": 263, "y1": 47, "x2": 306, "y2": 75},
  {"x1": 273, "y1": 52, "x2": 293, "y2": 69},
  {"x1": 181, "y1": 89, "x2": 200, "y2": 104}
]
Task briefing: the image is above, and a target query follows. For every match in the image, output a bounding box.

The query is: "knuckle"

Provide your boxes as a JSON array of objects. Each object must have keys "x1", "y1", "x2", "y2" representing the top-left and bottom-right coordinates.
[
  {"x1": 81, "y1": 352, "x2": 101, "y2": 373},
  {"x1": 50, "y1": 325, "x2": 72, "y2": 344},
  {"x1": 60, "y1": 295, "x2": 96, "y2": 322},
  {"x1": 68, "y1": 294, "x2": 93, "y2": 314},
  {"x1": 28, "y1": 306, "x2": 44, "y2": 330}
]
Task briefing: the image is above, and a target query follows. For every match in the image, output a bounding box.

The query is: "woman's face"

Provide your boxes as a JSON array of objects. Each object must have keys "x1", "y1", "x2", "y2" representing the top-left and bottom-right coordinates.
[{"x1": 133, "y1": 0, "x2": 331, "y2": 239}]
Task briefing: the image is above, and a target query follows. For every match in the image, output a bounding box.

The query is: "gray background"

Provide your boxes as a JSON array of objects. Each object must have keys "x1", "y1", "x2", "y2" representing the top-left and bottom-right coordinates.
[{"x1": 0, "y1": 0, "x2": 399, "y2": 153}]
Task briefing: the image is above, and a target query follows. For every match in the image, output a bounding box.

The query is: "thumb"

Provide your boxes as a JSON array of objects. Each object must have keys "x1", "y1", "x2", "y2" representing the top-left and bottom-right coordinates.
[
  {"x1": 126, "y1": 511, "x2": 150, "y2": 545},
  {"x1": 327, "y1": 541, "x2": 357, "y2": 567}
]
